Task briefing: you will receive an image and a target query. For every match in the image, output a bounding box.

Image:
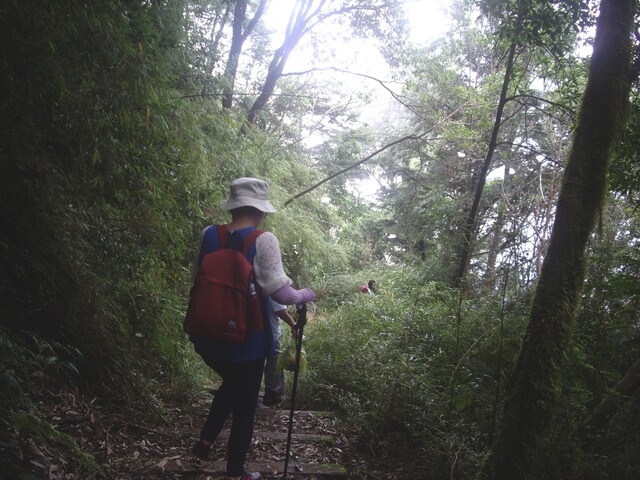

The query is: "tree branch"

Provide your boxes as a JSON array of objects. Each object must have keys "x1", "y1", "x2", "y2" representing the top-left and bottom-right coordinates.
[
  {"x1": 281, "y1": 66, "x2": 421, "y2": 117},
  {"x1": 494, "y1": 141, "x2": 562, "y2": 166},
  {"x1": 283, "y1": 133, "x2": 424, "y2": 207},
  {"x1": 505, "y1": 93, "x2": 576, "y2": 117},
  {"x1": 180, "y1": 92, "x2": 329, "y2": 100},
  {"x1": 282, "y1": 100, "x2": 474, "y2": 206}
]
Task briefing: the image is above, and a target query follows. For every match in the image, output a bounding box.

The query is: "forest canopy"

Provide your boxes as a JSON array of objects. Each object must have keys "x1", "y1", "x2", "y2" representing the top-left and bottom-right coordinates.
[{"x1": 0, "y1": 0, "x2": 638, "y2": 479}]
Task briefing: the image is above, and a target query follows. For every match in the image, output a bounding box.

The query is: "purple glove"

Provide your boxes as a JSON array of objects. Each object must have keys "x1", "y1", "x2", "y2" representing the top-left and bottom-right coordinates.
[{"x1": 271, "y1": 284, "x2": 315, "y2": 305}]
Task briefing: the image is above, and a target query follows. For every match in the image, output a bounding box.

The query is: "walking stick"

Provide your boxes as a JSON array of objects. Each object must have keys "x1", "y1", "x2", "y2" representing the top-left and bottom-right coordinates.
[{"x1": 281, "y1": 303, "x2": 307, "y2": 480}]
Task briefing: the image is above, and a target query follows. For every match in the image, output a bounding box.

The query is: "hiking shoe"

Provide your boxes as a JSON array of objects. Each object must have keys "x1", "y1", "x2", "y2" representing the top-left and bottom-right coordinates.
[
  {"x1": 191, "y1": 439, "x2": 212, "y2": 460},
  {"x1": 224, "y1": 472, "x2": 261, "y2": 480},
  {"x1": 262, "y1": 395, "x2": 282, "y2": 406}
]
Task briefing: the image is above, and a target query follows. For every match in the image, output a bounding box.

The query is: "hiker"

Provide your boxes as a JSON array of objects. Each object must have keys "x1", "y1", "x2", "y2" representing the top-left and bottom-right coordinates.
[
  {"x1": 188, "y1": 177, "x2": 315, "y2": 480},
  {"x1": 360, "y1": 279, "x2": 376, "y2": 295},
  {"x1": 263, "y1": 301, "x2": 297, "y2": 407}
]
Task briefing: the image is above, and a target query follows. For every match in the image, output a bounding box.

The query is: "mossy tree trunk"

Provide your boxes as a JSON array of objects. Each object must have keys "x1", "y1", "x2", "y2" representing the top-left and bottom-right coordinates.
[{"x1": 478, "y1": 0, "x2": 634, "y2": 478}]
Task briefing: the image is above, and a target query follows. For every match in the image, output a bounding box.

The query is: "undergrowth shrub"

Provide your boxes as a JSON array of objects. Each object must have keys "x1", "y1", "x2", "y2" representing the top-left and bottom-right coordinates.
[
  {"x1": 299, "y1": 266, "x2": 529, "y2": 477},
  {"x1": 0, "y1": 327, "x2": 94, "y2": 478},
  {"x1": 0, "y1": 0, "x2": 235, "y2": 409},
  {"x1": 0, "y1": 327, "x2": 82, "y2": 411},
  {"x1": 8, "y1": 411, "x2": 103, "y2": 478}
]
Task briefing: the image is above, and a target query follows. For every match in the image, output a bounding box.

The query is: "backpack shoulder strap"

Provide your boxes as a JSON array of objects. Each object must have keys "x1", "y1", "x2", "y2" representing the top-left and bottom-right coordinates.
[
  {"x1": 243, "y1": 229, "x2": 264, "y2": 254},
  {"x1": 215, "y1": 224, "x2": 229, "y2": 248},
  {"x1": 214, "y1": 226, "x2": 263, "y2": 253},
  {"x1": 197, "y1": 225, "x2": 222, "y2": 265}
]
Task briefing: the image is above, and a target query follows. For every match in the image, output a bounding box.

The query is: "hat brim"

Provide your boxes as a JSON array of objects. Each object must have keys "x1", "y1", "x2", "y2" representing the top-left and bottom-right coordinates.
[{"x1": 221, "y1": 195, "x2": 277, "y2": 213}]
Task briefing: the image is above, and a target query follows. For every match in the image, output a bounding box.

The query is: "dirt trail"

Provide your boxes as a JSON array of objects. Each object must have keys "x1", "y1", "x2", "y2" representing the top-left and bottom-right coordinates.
[{"x1": 3, "y1": 388, "x2": 404, "y2": 479}]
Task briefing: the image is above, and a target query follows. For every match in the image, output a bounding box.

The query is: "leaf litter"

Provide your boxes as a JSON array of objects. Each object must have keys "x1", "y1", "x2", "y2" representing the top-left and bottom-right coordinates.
[{"x1": 2, "y1": 387, "x2": 405, "y2": 479}]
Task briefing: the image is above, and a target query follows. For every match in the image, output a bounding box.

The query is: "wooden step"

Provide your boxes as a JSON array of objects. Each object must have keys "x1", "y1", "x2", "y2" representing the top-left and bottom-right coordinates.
[
  {"x1": 168, "y1": 407, "x2": 346, "y2": 478},
  {"x1": 255, "y1": 407, "x2": 336, "y2": 419},
  {"x1": 161, "y1": 459, "x2": 347, "y2": 478},
  {"x1": 218, "y1": 429, "x2": 338, "y2": 445}
]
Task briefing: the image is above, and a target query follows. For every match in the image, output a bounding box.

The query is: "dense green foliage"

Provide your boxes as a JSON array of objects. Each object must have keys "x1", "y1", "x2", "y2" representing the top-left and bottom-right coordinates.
[
  {"x1": 298, "y1": 214, "x2": 639, "y2": 478},
  {"x1": 299, "y1": 269, "x2": 528, "y2": 477},
  {"x1": 1, "y1": 0, "x2": 638, "y2": 479},
  {"x1": 2, "y1": 0, "x2": 214, "y2": 402}
]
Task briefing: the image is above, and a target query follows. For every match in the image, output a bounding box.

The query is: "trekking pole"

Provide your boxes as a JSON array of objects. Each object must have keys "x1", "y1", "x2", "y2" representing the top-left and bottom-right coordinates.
[{"x1": 281, "y1": 303, "x2": 307, "y2": 480}]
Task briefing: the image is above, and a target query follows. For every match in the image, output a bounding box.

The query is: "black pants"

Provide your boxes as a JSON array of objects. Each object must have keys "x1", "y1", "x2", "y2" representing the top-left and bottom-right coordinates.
[{"x1": 200, "y1": 358, "x2": 265, "y2": 476}]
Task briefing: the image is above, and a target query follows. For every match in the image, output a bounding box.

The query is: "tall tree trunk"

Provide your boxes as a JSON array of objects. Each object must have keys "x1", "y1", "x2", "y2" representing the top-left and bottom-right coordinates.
[
  {"x1": 207, "y1": 2, "x2": 233, "y2": 75},
  {"x1": 246, "y1": 0, "x2": 316, "y2": 125},
  {"x1": 245, "y1": 0, "x2": 389, "y2": 127},
  {"x1": 221, "y1": 0, "x2": 267, "y2": 109},
  {"x1": 477, "y1": 0, "x2": 634, "y2": 478},
  {"x1": 484, "y1": 160, "x2": 512, "y2": 289},
  {"x1": 453, "y1": 42, "x2": 517, "y2": 288},
  {"x1": 246, "y1": 43, "x2": 294, "y2": 124},
  {"x1": 533, "y1": 168, "x2": 558, "y2": 276}
]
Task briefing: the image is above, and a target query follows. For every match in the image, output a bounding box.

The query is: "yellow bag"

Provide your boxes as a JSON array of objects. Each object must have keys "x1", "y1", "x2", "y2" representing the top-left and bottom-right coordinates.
[{"x1": 277, "y1": 336, "x2": 307, "y2": 374}]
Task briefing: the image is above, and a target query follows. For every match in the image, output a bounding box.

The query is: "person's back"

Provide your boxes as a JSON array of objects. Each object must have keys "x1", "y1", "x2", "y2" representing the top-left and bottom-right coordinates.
[
  {"x1": 187, "y1": 178, "x2": 315, "y2": 480},
  {"x1": 185, "y1": 225, "x2": 266, "y2": 345}
]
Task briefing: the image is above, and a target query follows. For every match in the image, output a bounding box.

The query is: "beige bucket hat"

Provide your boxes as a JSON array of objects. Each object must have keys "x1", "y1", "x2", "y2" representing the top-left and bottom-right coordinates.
[{"x1": 221, "y1": 177, "x2": 277, "y2": 213}]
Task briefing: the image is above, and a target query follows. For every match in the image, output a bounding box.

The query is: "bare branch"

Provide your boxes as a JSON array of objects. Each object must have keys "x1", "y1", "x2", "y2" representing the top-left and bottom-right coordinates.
[
  {"x1": 283, "y1": 133, "x2": 424, "y2": 207},
  {"x1": 281, "y1": 66, "x2": 421, "y2": 117},
  {"x1": 494, "y1": 141, "x2": 561, "y2": 167},
  {"x1": 505, "y1": 94, "x2": 576, "y2": 117},
  {"x1": 180, "y1": 92, "x2": 329, "y2": 101},
  {"x1": 243, "y1": 0, "x2": 268, "y2": 41},
  {"x1": 283, "y1": 100, "x2": 475, "y2": 206}
]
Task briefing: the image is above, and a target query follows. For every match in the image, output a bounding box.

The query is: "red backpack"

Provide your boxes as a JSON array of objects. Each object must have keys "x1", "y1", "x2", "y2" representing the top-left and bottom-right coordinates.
[{"x1": 184, "y1": 225, "x2": 264, "y2": 344}]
